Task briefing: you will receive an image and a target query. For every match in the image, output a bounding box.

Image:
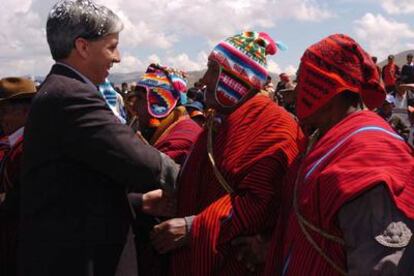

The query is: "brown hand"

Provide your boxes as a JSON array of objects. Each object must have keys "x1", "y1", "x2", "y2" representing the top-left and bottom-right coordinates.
[{"x1": 150, "y1": 218, "x2": 187, "y2": 254}]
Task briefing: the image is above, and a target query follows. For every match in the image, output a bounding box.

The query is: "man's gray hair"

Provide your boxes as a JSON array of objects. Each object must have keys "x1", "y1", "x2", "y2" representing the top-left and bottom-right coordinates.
[{"x1": 46, "y1": 0, "x2": 123, "y2": 60}]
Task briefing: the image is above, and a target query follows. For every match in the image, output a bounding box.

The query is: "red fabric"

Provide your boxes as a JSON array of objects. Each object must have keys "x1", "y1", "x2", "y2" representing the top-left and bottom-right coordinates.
[
  {"x1": 264, "y1": 110, "x2": 414, "y2": 275},
  {"x1": 382, "y1": 63, "x2": 400, "y2": 87},
  {"x1": 0, "y1": 136, "x2": 10, "y2": 170},
  {"x1": 169, "y1": 95, "x2": 305, "y2": 276},
  {"x1": 296, "y1": 34, "x2": 386, "y2": 120},
  {"x1": 154, "y1": 118, "x2": 202, "y2": 165}
]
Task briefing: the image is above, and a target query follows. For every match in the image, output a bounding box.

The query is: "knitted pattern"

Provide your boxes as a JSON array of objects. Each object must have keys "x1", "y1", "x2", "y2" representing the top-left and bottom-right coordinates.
[{"x1": 138, "y1": 64, "x2": 188, "y2": 118}]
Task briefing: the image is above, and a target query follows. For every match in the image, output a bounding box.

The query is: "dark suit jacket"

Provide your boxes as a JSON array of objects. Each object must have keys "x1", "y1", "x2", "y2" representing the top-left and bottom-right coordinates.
[{"x1": 19, "y1": 64, "x2": 164, "y2": 275}]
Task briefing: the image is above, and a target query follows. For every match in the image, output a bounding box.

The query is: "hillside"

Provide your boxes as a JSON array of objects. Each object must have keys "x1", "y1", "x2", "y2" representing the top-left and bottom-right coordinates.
[
  {"x1": 109, "y1": 70, "x2": 281, "y2": 87},
  {"x1": 378, "y1": 49, "x2": 414, "y2": 68}
]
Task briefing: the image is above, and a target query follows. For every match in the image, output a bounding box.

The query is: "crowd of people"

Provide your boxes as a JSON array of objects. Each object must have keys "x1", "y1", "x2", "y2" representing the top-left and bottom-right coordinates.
[{"x1": 0, "y1": 0, "x2": 413, "y2": 276}]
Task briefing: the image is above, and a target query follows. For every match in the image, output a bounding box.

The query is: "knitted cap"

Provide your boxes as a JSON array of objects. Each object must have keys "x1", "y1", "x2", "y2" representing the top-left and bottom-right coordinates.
[
  {"x1": 209, "y1": 31, "x2": 284, "y2": 107},
  {"x1": 137, "y1": 64, "x2": 188, "y2": 119},
  {"x1": 296, "y1": 34, "x2": 386, "y2": 120}
]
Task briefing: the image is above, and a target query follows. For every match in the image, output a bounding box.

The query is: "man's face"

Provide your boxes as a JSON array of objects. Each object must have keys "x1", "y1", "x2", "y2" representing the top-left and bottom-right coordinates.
[
  {"x1": 408, "y1": 56, "x2": 413, "y2": 64},
  {"x1": 201, "y1": 61, "x2": 220, "y2": 109},
  {"x1": 0, "y1": 102, "x2": 30, "y2": 135},
  {"x1": 388, "y1": 57, "x2": 394, "y2": 64},
  {"x1": 84, "y1": 33, "x2": 120, "y2": 84}
]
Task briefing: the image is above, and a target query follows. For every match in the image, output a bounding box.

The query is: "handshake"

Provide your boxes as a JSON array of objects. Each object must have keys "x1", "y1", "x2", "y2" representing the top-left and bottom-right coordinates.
[{"x1": 128, "y1": 189, "x2": 189, "y2": 254}]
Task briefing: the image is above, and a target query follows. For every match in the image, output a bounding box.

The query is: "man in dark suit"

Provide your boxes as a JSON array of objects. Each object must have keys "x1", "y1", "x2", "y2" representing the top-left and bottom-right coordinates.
[{"x1": 18, "y1": 1, "x2": 178, "y2": 275}]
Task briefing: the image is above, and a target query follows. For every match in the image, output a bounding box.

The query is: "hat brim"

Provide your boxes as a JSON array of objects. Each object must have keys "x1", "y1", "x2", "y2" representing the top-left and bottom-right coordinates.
[
  {"x1": 0, "y1": 91, "x2": 36, "y2": 103},
  {"x1": 399, "y1": 84, "x2": 414, "y2": 90}
]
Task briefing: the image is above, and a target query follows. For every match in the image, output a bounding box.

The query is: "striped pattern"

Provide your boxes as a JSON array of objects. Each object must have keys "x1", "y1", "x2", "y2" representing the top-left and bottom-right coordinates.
[
  {"x1": 296, "y1": 34, "x2": 385, "y2": 120},
  {"x1": 264, "y1": 110, "x2": 414, "y2": 275},
  {"x1": 169, "y1": 95, "x2": 305, "y2": 275},
  {"x1": 209, "y1": 32, "x2": 277, "y2": 108},
  {"x1": 98, "y1": 79, "x2": 126, "y2": 123},
  {"x1": 138, "y1": 64, "x2": 188, "y2": 118},
  {"x1": 154, "y1": 117, "x2": 203, "y2": 166}
]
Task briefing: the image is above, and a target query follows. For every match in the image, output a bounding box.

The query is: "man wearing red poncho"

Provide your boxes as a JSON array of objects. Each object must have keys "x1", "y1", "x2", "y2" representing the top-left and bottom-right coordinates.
[
  {"x1": 150, "y1": 31, "x2": 305, "y2": 275},
  {"x1": 126, "y1": 64, "x2": 202, "y2": 276},
  {"x1": 264, "y1": 34, "x2": 414, "y2": 275}
]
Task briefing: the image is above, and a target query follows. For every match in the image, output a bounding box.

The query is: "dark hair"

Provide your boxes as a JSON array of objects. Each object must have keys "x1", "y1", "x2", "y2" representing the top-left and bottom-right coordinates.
[
  {"x1": 340, "y1": 90, "x2": 362, "y2": 108},
  {"x1": 46, "y1": 0, "x2": 123, "y2": 60}
]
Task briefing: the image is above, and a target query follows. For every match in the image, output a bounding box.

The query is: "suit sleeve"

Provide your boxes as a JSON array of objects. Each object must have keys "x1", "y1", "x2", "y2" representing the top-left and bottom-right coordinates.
[{"x1": 60, "y1": 85, "x2": 177, "y2": 193}]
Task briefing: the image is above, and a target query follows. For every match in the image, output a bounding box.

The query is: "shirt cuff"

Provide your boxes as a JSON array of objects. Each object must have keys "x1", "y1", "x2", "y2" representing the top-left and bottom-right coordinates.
[
  {"x1": 184, "y1": 215, "x2": 196, "y2": 235},
  {"x1": 159, "y1": 152, "x2": 180, "y2": 194}
]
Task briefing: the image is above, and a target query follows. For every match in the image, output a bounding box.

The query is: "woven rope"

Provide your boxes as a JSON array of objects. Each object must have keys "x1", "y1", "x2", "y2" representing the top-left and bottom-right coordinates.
[
  {"x1": 206, "y1": 110, "x2": 234, "y2": 195},
  {"x1": 293, "y1": 131, "x2": 346, "y2": 275}
]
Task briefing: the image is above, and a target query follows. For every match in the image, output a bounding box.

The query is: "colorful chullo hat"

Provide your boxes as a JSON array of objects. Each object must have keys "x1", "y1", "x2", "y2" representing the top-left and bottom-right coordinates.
[
  {"x1": 137, "y1": 64, "x2": 188, "y2": 125},
  {"x1": 208, "y1": 31, "x2": 285, "y2": 107},
  {"x1": 296, "y1": 34, "x2": 386, "y2": 120}
]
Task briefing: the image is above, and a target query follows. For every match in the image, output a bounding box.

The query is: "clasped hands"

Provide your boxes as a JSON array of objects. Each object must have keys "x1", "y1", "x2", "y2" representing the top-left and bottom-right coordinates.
[{"x1": 140, "y1": 189, "x2": 188, "y2": 254}]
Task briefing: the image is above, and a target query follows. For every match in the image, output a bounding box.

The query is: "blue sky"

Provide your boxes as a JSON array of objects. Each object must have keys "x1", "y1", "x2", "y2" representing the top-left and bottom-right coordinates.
[{"x1": 0, "y1": 0, "x2": 413, "y2": 77}]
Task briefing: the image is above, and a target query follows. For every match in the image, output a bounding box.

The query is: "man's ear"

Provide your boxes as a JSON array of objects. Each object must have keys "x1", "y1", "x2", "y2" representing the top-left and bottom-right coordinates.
[{"x1": 73, "y1": 37, "x2": 89, "y2": 59}]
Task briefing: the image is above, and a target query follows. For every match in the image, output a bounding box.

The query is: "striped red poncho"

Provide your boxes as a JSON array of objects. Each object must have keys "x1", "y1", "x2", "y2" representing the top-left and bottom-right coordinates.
[
  {"x1": 264, "y1": 110, "x2": 414, "y2": 275},
  {"x1": 169, "y1": 95, "x2": 304, "y2": 275}
]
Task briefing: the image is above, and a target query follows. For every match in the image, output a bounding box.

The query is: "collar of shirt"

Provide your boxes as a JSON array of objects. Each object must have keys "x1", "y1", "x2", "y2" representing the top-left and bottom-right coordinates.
[
  {"x1": 55, "y1": 62, "x2": 97, "y2": 91},
  {"x1": 8, "y1": 127, "x2": 24, "y2": 147}
]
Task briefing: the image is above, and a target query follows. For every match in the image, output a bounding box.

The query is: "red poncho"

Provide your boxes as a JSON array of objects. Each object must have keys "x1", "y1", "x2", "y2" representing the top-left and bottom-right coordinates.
[
  {"x1": 154, "y1": 117, "x2": 202, "y2": 165},
  {"x1": 264, "y1": 110, "x2": 414, "y2": 275},
  {"x1": 170, "y1": 95, "x2": 304, "y2": 275}
]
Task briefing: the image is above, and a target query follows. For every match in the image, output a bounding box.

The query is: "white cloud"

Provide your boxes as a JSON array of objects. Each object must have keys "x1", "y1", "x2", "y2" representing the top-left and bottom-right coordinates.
[
  {"x1": 111, "y1": 53, "x2": 143, "y2": 73},
  {"x1": 267, "y1": 60, "x2": 298, "y2": 76},
  {"x1": 354, "y1": 13, "x2": 414, "y2": 60},
  {"x1": 0, "y1": 0, "x2": 334, "y2": 76},
  {"x1": 165, "y1": 51, "x2": 208, "y2": 72},
  {"x1": 147, "y1": 54, "x2": 161, "y2": 64},
  {"x1": 284, "y1": 65, "x2": 298, "y2": 76},
  {"x1": 379, "y1": 0, "x2": 414, "y2": 14},
  {"x1": 267, "y1": 60, "x2": 282, "y2": 74}
]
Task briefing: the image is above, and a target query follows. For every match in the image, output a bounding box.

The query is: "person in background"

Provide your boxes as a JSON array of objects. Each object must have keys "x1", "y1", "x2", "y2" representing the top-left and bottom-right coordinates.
[
  {"x1": 0, "y1": 77, "x2": 37, "y2": 276},
  {"x1": 377, "y1": 94, "x2": 410, "y2": 140},
  {"x1": 126, "y1": 63, "x2": 202, "y2": 276},
  {"x1": 99, "y1": 79, "x2": 127, "y2": 123},
  {"x1": 185, "y1": 101, "x2": 206, "y2": 127},
  {"x1": 371, "y1": 56, "x2": 381, "y2": 77},
  {"x1": 121, "y1": 82, "x2": 130, "y2": 96},
  {"x1": 382, "y1": 54, "x2": 400, "y2": 93},
  {"x1": 276, "y1": 72, "x2": 291, "y2": 92},
  {"x1": 401, "y1": 53, "x2": 414, "y2": 84}
]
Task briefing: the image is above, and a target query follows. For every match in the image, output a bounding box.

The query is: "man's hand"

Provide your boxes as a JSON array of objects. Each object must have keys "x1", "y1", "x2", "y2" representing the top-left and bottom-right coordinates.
[
  {"x1": 150, "y1": 218, "x2": 187, "y2": 254},
  {"x1": 231, "y1": 234, "x2": 270, "y2": 272},
  {"x1": 142, "y1": 189, "x2": 176, "y2": 217}
]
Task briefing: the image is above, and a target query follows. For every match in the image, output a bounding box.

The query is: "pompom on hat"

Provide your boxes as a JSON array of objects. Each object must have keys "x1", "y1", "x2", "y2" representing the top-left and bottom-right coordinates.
[
  {"x1": 208, "y1": 31, "x2": 286, "y2": 108},
  {"x1": 137, "y1": 64, "x2": 188, "y2": 124},
  {"x1": 295, "y1": 34, "x2": 386, "y2": 120}
]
